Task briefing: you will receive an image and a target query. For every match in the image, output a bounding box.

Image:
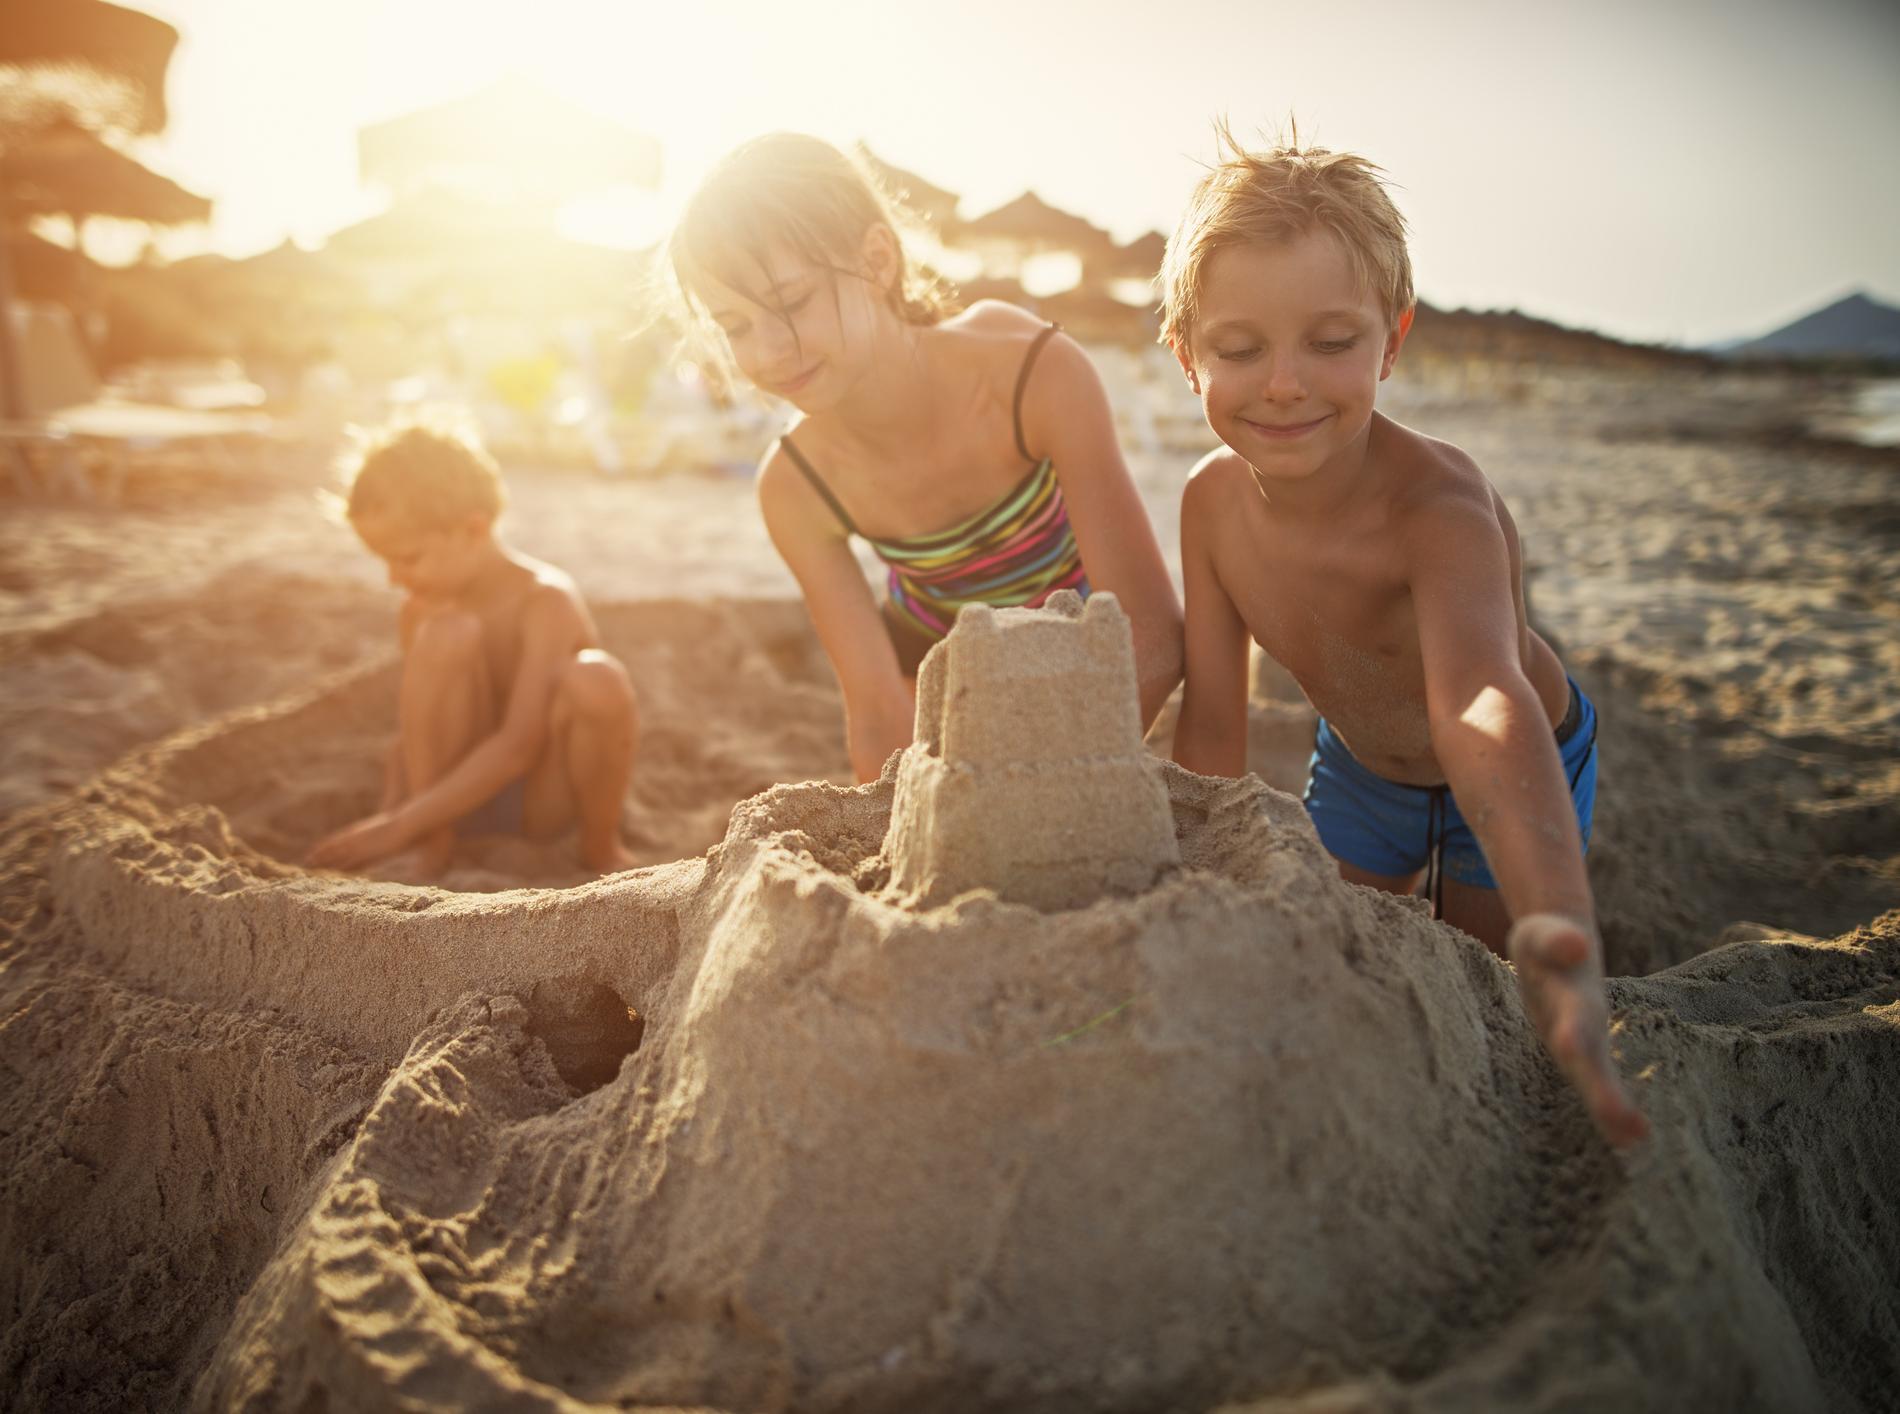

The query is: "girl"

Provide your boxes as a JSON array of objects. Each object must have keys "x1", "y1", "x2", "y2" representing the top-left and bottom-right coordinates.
[{"x1": 668, "y1": 133, "x2": 1182, "y2": 781}]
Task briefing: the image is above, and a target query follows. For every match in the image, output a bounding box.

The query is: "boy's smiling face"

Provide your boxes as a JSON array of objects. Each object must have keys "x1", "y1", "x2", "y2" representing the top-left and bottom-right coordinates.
[{"x1": 1176, "y1": 229, "x2": 1411, "y2": 487}]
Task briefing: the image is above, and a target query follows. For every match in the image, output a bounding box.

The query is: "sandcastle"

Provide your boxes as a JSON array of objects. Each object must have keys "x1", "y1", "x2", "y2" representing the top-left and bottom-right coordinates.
[
  {"x1": 884, "y1": 590, "x2": 1178, "y2": 910},
  {"x1": 7, "y1": 598, "x2": 1899, "y2": 1412}
]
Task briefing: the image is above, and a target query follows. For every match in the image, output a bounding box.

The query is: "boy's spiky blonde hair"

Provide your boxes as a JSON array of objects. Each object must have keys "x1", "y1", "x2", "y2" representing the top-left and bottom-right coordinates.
[
  {"x1": 1160, "y1": 120, "x2": 1414, "y2": 350},
  {"x1": 338, "y1": 412, "x2": 505, "y2": 528}
]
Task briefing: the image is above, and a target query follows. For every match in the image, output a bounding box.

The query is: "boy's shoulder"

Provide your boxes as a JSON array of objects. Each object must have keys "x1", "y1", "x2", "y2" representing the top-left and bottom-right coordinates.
[
  {"x1": 1372, "y1": 416, "x2": 1495, "y2": 516},
  {"x1": 1181, "y1": 445, "x2": 1258, "y2": 509},
  {"x1": 499, "y1": 552, "x2": 588, "y2": 624},
  {"x1": 1369, "y1": 419, "x2": 1513, "y2": 577}
]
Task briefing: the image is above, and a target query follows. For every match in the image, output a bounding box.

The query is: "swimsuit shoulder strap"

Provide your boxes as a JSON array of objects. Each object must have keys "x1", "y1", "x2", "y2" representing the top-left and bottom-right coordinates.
[
  {"x1": 778, "y1": 434, "x2": 860, "y2": 538},
  {"x1": 1011, "y1": 321, "x2": 1062, "y2": 463}
]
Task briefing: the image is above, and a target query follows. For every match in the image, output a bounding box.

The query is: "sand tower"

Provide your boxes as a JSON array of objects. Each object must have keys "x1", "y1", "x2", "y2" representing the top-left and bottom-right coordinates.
[{"x1": 883, "y1": 590, "x2": 1179, "y2": 910}]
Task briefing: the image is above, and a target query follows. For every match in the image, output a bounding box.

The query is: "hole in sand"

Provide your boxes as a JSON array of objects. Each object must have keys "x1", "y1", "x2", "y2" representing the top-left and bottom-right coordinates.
[{"x1": 522, "y1": 978, "x2": 645, "y2": 1093}]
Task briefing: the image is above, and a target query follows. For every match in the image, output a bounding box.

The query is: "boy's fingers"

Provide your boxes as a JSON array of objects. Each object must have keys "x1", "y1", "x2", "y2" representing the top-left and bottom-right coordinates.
[{"x1": 1508, "y1": 913, "x2": 1591, "y2": 971}]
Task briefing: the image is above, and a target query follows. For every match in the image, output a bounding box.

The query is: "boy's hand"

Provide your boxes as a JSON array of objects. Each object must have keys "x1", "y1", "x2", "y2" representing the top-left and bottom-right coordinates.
[
  {"x1": 1508, "y1": 914, "x2": 1650, "y2": 1150},
  {"x1": 307, "y1": 811, "x2": 410, "y2": 871}
]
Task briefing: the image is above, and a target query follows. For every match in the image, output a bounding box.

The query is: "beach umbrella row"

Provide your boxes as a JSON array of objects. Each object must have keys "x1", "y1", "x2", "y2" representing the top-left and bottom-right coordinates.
[
  {"x1": 0, "y1": 0, "x2": 179, "y2": 132},
  {"x1": 3, "y1": 119, "x2": 211, "y2": 227}
]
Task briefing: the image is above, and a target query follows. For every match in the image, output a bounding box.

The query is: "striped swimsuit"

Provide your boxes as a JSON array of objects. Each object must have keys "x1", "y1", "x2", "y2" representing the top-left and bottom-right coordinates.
[{"x1": 777, "y1": 323, "x2": 1089, "y2": 674}]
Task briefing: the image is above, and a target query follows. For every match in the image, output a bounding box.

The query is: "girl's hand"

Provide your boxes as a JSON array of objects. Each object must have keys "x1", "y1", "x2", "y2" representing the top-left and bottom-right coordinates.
[{"x1": 307, "y1": 811, "x2": 411, "y2": 871}]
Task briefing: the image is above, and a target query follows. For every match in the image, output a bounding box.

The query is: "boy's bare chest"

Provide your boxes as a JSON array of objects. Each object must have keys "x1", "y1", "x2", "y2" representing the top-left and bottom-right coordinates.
[{"x1": 1219, "y1": 520, "x2": 1438, "y2": 770}]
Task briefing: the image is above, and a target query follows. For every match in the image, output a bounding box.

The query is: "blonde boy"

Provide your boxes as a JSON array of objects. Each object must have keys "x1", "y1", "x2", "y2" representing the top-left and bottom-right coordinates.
[
  {"x1": 1164, "y1": 129, "x2": 1646, "y2": 1148},
  {"x1": 308, "y1": 420, "x2": 639, "y2": 878}
]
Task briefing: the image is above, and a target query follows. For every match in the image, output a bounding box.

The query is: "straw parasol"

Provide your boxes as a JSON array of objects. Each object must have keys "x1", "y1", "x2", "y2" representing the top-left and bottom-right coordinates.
[
  {"x1": 4, "y1": 119, "x2": 210, "y2": 227},
  {"x1": 358, "y1": 75, "x2": 661, "y2": 202},
  {"x1": 954, "y1": 191, "x2": 1114, "y2": 259},
  {"x1": 852, "y1": 143, "x2": 959, "y2": 228},
  {"x1": 0, "y1": 0, "x2": 180, "y2": 132},
  {"x1": 1084, "y1": 229, "x2": 1167, "y2": 285}
]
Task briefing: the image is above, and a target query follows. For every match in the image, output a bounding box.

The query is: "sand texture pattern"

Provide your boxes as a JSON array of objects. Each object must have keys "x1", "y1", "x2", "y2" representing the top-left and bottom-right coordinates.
[
  {"x1": 2, "y1": 589, "x2": 1894, "y2": 1411},
  {"x1": 3, "y1": 372, "x2": 1898, "y2": 1408}
]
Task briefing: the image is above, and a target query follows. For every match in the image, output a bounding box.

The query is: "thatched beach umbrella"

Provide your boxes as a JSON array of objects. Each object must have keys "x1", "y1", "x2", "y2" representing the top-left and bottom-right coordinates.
[
  {"x1": 0, "y1": 0, "x2": 179, "y2": 131},
  {"x1": 4, "y1": 119, "x2": 210, "y2": 227},
  {"x1": 853, "y1": 143, "x2": 959, "y2": 228},
  {"x1": 954, "y1": 190, "x2": 1114, "y2": 259},
  {"x1": 0, "y1": 1, "x2": 184, "y2": 417},
  {"x1": 358, "y1": 75, "x2": 661, "y2": 202},
  {"x1": 1084, "y1": 229, "x2": 1167, "y2": 286}
]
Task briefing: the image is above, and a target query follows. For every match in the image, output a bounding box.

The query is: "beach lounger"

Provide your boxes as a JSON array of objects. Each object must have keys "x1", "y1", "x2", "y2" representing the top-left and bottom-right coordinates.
[{"x1": 1, "y1": 302, "x2": 272, "y2": 500}]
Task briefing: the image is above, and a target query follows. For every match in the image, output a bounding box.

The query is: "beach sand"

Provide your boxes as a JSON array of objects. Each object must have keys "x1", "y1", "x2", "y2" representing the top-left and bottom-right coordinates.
[{"x1": 1, "y1": 363, "x2": 1896, "y2": 1409}]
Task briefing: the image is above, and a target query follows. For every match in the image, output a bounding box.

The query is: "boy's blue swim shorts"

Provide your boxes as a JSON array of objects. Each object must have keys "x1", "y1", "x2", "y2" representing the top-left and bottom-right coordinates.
[{"x1": 1301, "y1": 678, "x2": 1598, "y2": 892}]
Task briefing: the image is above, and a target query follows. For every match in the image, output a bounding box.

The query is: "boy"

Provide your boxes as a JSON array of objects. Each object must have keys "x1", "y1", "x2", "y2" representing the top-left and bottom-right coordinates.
[
  {"x1": 1163, "y1": 130, "x2": 1646, "y2": 1148},
  {"x1": 307, "y1": 419, "x2": 639, "y2": 878}
]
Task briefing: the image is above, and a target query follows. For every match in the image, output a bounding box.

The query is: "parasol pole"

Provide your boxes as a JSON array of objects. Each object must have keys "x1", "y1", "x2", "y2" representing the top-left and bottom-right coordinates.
[{"x1": 0, "y1": 151, "x2": 23, "y2": 422}]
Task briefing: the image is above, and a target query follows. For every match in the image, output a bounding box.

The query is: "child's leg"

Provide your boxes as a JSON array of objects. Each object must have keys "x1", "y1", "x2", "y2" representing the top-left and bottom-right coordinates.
[
  {"x1": 523, "y1": 650, "x2": 639, "y2": 873},
  {"x1": 399, "y1": 609, "x2": 496, "y2": 872},
  {"x1": 1437, "y1": 880, "x2": 1513, "y2": 956},
  {"x1": 1335, "y1": 859, "x2": 1422, "y2": 898}
]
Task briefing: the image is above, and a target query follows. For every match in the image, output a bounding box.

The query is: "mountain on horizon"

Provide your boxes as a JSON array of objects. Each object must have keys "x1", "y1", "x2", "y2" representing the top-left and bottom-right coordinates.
[{"x1": 1739, "y1": 291, "x2": 1900, "y2": 360}]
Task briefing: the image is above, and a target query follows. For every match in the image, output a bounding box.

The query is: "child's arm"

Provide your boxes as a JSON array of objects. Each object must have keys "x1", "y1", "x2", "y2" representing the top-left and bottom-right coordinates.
[
  {"x1": 759, "y1": 449, "x2": 915, "y2": 783},
  {"x1": 377, "y1": 594, "x2": 428, "y2": 811},
  {"x1": 1172, "y1": 462, "x2": 1252, "y2": 777},
  {"x1": 377, "y1": 739, "x2": 405, "y2": 812},
  {"x1": 1408, "y1": 493, "x2": 1647, "y2": 1148},
  {"x1": 1409, "y1": 495, "x2": 1591, "y2": 925},
  {"x1": 1020, "y1": 334, "x2": 1184, "y2": 727},
  {"x1": 309, "y1": 588, "x2": 587, "y2": 867}
]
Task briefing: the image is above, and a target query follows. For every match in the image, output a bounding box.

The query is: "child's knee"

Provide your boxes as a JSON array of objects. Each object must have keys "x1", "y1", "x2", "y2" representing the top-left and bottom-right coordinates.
[
  {"x1": 559, "y1": 651, "x2": 638, "y2": 725},
  {"x1": 408, "y1": 607, "x2": 485, "y2": 670}
]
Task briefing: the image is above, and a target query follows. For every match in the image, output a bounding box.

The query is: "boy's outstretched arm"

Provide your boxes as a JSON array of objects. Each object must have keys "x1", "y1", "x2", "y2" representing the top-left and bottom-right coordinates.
[
  {"x1": 1171, "y1": 465, "x2": 1251, "y2": 777},
  {"x1": 308, "y1": 590, "x2": 585, "y2": 869},
  {"x1": 1408, "y1": 496, "x2": 1648, "y2": 1149}
]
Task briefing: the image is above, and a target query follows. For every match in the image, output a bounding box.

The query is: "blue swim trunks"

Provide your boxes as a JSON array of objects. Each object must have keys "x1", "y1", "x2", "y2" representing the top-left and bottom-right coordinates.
[
  {"x1": 456, "y1": 776, "x2": 528, "y2": 838},
  {"x1": 1302, "y1": 678, "x2": 1598, "y2": 893}
]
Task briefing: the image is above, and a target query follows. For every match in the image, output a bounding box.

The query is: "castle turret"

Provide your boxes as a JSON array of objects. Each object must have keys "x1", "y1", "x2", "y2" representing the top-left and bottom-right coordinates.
[{"x1": 883, "y1": 591, "x2": 1179, "y2": 910}]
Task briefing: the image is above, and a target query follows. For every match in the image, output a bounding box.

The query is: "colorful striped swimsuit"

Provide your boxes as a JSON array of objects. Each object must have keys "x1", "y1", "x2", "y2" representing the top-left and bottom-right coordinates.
[{"x1": 778, "y1": 322, "x2": 1089, "y2": 674}]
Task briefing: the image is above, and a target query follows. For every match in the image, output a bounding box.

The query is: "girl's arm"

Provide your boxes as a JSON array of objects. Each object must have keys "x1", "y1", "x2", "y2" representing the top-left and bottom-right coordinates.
[
  {"x1": 1173, "y1": 459, "x2": 1252, "y2": 777},
  {"x1": 1019, "y1": 332, "x2": 1183, "y2": 728},
  {"x1": 759, "y1": 448, "x2": 916, "y2": 782}
]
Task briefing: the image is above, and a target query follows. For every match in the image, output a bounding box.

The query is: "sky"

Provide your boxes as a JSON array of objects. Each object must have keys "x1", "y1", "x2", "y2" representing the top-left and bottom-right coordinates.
[{"x1": 118, "y1": 0, "x2": 1900, "y2": 347}]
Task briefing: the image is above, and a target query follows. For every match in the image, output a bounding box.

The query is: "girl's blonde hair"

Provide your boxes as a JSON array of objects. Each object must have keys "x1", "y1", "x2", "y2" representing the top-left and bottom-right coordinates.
[
  {"x1": 664, "y1": 132, "x2": 958, "y2": 369},
  {"x1": 1160, "y1": 119, "x2": 1414, "y2": 350}
]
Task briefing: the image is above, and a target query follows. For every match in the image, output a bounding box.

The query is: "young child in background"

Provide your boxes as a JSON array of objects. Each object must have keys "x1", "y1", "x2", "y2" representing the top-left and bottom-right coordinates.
[
  {"x1": 307, "y1": 419, "x2": 639, "y2": 878},
  {"x1": 665, "y1": 133, "x2": 1182, "y2": 781},
  {"x1": 1163, "y1": 127, "x2": 1646, "y2": 1148}
]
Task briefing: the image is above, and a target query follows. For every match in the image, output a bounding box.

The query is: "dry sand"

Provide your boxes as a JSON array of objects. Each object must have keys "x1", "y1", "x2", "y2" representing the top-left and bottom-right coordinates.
[{"x1": 2, "y1": 365, "x2": 1897, "y2": 1409}]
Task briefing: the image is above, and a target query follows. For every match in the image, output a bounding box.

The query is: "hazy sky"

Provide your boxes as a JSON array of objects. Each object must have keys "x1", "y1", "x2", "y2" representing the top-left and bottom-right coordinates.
[{"x1": 124, "y1": 0, "x2": 1900, "y2": 346}]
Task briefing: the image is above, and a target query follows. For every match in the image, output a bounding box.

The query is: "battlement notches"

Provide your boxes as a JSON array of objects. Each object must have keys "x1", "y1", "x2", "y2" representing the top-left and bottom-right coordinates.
[
  {"x1": 913, "y1": 591, "x2": 1145, "y2": 771},
  {"x1": 887, "y1": 592, "x2": 1180, "y2": 912}
]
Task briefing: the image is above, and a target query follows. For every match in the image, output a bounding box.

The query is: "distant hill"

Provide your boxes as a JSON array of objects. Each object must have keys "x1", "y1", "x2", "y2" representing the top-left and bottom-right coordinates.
[
  {"x1": 1406, "y1": 302, "x2": 1715, "y2": 373},
  {"x1": 1739, "y1": 292, "x2": 1900, "y2": 360}
]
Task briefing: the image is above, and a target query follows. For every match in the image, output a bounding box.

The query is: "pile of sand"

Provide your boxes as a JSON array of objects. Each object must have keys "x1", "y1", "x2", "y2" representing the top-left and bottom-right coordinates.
[{"x1": 4, "y1": 594, "x2": 1894, "y2": 1410}]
